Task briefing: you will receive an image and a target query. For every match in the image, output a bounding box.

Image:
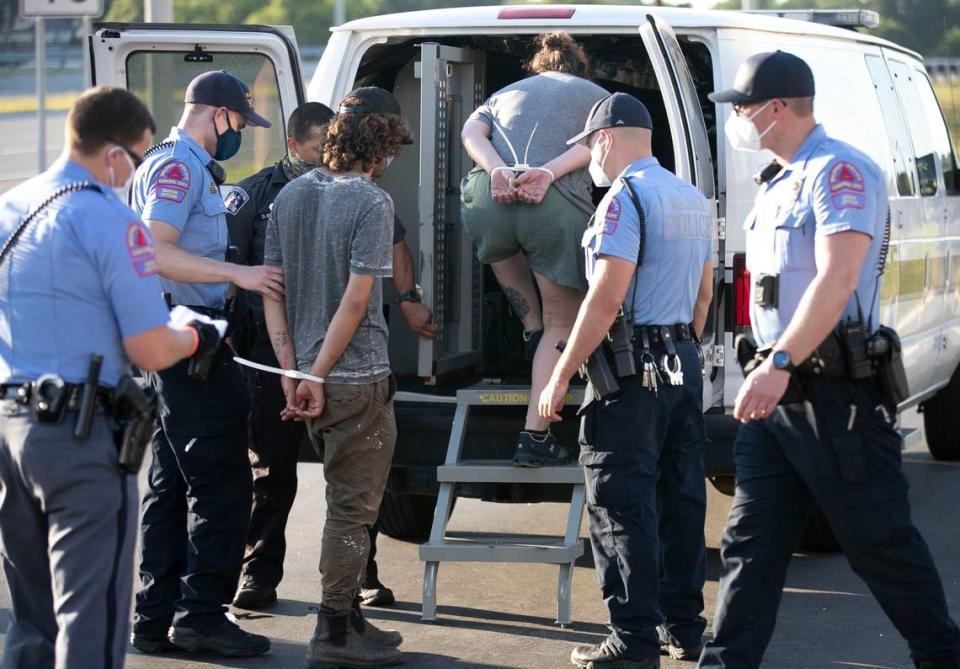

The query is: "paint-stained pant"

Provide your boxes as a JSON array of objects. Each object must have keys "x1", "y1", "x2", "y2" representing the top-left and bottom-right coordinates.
[
  {"x1": 306, "y1": 377, "x2": 396, "y2": 612},
  {"x1": 0, "y1": 404, "x2": 137, "y2": 669}
]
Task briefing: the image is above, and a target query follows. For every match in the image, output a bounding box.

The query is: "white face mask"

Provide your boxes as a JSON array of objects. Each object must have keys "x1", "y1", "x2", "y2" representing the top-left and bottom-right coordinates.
[
  {"x1": 107, "y1": 148, "x2": 137, "y2": 199},
  {"x1": 724, "y1": 100, "x2": 776, "y2": 152},
  {"x1": 385, "y1": 155, "x2": 395, "y2": 170},
  {"x1": 588, "y1": 135, "x2": 612, "y2": 188}
]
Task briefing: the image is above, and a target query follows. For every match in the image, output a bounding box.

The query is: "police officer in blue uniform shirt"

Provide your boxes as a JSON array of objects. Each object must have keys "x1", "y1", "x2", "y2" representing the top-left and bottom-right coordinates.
[
  {"x1": 129, "y1": 70, "x2": 278, "y2": 658},
  {"x1": 700, "y1": 51, "x2": 960, "y2": 669},
  {"x1": 0, "y1": 87, "x2": 220, "y2": 669},
  {"x1": 539, "y1": 92, "x2": 715, "y2": 668}
]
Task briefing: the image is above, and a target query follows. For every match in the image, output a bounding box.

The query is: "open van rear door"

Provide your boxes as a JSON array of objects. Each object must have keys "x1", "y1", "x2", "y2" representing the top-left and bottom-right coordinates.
[
  {"x1": 640, "y1": 14, "x2": 721, "y2": 406},
  {"x1": 89, "y1": 24, "x2": 305, "y2": 184},
  {"x1": 413, "y1": 44, "x2": 485, "y2": 377}
]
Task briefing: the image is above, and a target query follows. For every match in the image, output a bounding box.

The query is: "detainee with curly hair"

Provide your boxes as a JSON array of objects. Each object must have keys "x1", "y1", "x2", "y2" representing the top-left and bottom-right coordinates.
[
  {"x1": 262, "y1": 87, "x2": 411, "y2": 668},
  {"x1": 461, "y1": 32, "x2": 608, "y2": 467}
]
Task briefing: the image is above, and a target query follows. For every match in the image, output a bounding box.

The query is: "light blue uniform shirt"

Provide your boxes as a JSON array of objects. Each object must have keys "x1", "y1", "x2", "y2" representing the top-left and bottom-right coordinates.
[
  {"x1": 0, "y1": 158, "x2": 170, "y2": 386},
  {"x1": 130, "y1": 127, "x2": 229, "y2": 309},
  {"x1": 745, "y1": 125, "x2": 888, "y2": 349},
  {"x1": 583, "y1": 157, "x2": 713, "y2": 325}
]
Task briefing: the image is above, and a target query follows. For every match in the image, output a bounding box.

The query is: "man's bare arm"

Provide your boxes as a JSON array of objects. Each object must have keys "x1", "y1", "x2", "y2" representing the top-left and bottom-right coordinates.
[
  {"x1": 147, "y1": 219, "x2": 285, "y2": 301},
  {"x1": 773, "y1": 231, "x2": 870, "y2": 360},
  {"x1": 693, "y1": 260, "x2": 714, "y2": 339},
  {"x1": 263, "y1": 295, "x2": 296, "y2": 371}
]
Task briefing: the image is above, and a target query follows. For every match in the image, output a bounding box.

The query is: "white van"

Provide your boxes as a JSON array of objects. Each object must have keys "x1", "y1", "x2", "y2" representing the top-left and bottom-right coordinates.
[{"x1": 89, "y1": 5, "x2": 960, "y2": 548}]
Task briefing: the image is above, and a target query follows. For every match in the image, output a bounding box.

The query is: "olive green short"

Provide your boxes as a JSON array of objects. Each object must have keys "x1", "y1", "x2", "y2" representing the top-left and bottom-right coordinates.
[{"x1": 460, "y1": 167, "x2": 589, "y2": 292}]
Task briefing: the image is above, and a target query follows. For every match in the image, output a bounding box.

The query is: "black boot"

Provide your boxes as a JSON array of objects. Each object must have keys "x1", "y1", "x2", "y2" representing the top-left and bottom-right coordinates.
[
  {"x1": 513, "y1": 430, "x2": 571, "y2": 467},
  {"x1": 233, "y1": 577, "x2": 278, "y2": 610},
  {"x1": 169, "y1": 620, "x2": 270, "y2": 657},
  {"x1": 570, "y1": 637, "x2": 659, "y2": 668},
  {"x1": 307, "y1": 608, "x2": 402, "y2": 668}
]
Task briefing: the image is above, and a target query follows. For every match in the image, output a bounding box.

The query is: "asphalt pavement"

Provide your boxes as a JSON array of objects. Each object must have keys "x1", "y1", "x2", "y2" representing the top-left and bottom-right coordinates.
[{"x1": 0, "y1": 410, "x2": 955, "y2": 668}]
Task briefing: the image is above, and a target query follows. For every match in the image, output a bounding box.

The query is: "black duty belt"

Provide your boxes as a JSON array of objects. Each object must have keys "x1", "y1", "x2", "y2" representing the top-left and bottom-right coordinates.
[
  {"x1": 1, "y1": 381, "x2": 115, "y2": 409},
  {"x1": 633, "y1": 324, "x2": 695, "y2": 345}
]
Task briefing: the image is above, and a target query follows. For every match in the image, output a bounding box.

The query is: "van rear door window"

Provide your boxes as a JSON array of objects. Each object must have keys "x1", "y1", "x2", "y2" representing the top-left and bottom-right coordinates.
[
  {"x1": 888, "y1": 58, "x2": 940, "y2": 197},
  {"x1": 126, "y1": 51, "x2": 287, "y2": 183},
  {"x1": 912, "y1": 66, "x2": 960, "y2": 196},
  {"x1": 864, "y1": 54, "x2": 916, "y2": 197}
]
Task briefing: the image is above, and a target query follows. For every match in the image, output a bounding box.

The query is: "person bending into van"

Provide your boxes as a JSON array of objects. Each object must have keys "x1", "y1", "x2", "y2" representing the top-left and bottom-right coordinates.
[
  {"x1": 262, "y1": 87, "x2": 410, "y2": 668},
  {"x1": 701, "y1": 51, "x2": 960, "y2": 669},
  {"x1": 460, "y1": 32, "x2": 607, "y2": 467}
]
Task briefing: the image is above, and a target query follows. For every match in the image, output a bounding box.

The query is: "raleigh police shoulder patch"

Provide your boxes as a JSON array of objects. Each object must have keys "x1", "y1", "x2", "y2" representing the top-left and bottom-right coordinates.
[
  {"x1": 155, "y1": 160, "x2": 191, "y2": 202},
  {"x1": 224, "y1": 187, "x2": 250, "y2": 215},
  {"x1": 827, "y1": 160, "x2": 866, "y2": 210},
  {"x1": 602, "y1": 194, "x2": 622, "y2": 236},
  {"x1": 126, "y1": 222, "x2": 158, "y2": 277}
]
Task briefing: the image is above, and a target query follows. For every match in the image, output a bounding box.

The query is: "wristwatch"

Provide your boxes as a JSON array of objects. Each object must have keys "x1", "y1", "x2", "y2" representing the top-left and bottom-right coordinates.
[
  {"x1": 398, "y1": 289, "x2": 421, "y2": 304},
  {"x1": 771, "y1": 350, "x2": 796, "y2": 373}
]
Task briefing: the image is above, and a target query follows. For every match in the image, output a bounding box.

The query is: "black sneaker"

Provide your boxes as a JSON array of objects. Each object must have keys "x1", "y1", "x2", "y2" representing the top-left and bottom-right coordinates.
[
  {"x1": 571, "y1": 638, "x2": 659, "y2": 668},
  {"x1": 170, "y1": 620, "x2": 270, "y2": 657},
  {"x1": 513, "y1": 431, "x2": 571, "y2": 467},
  {"x1": 232, "y1": 579, "x2": 278, "y2": 610},
  {"x1": 360, "y1": 579, "x2": 396, "y2": 608},
  {"x1": 657, "y1": 625, "x2": 702, "y2": 661},
  {"x1": 523, "y1": 329, "x2": 544, "y2": 362},
  {"x1": 130, "y1": 629, "x2": 180, "y2": 654}
]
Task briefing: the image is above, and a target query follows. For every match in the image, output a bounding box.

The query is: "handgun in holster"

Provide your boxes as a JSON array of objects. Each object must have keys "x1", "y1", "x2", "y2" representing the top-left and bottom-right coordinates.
[
  {"x1": 867, "y1": 325, "x2": 909, "y2": 407},
  {"x1": 110, "y1": 376, "x2": 159, "y2": 474},
  {"x1": 557, "y1": 340, "x2": 620, "y2": 402}
]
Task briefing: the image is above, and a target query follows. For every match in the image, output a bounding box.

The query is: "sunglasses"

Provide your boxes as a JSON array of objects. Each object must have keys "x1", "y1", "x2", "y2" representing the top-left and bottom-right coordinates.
[{"x1": 103, "y1": 136, "x2": 145, "y2": 168}]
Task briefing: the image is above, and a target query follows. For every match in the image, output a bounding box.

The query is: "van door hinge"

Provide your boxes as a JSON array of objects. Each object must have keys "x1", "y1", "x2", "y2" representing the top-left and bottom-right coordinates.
[
  {"x1": 712, "y1": 344, "x2": 725, "y2": 367},
  {"x1": 717, "y1": 216, "x2": 726, "y2": 240}
]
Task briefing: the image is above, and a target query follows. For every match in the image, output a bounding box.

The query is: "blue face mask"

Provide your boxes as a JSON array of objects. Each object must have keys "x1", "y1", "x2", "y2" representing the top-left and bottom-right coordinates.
[{"x1": 213, "y1": 111, "x2": 242, "y2": 161}]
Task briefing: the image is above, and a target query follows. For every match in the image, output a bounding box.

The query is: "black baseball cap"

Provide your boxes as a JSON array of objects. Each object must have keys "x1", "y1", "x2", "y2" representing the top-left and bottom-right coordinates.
[
  {"x1": 567, "y1": 92, "x2": 653, "y2": 145},
  {"x1": 185, "y1": 70, "x2": 272, "y2": 128},
  {"x1": 339, "y1": 86, "x2": 412, "y2": 144},
  {"x1": 709, "y1": 51, "x2": 815, "y2": 104}
]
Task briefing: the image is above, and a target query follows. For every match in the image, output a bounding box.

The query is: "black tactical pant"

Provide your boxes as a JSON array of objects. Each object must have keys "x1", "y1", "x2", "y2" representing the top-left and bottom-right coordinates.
[
  {"x1": 580, "y1": 340, "x2": 707, "y2": 658},
  {"x1": 700, "y1": 376, "x2": 960, "y2": 668},
  {"x1": 134, "y1": 349, "x2": 251, "y2": 634},
  {"x1": 240, "y1": 337, "x2": 306, "y2": 588}
]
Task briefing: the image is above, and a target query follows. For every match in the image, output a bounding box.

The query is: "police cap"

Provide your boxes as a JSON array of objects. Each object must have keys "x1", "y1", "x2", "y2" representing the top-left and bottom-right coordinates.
[
  {"x1": 566, "y1": 92, "x2": 653, "y2": 145},
  {"x1": 185, "y1": 70, "x2": 272, "y2": 128},
  {"x1": 709, "y1": 51, "x2": 815, "y2": 104}
]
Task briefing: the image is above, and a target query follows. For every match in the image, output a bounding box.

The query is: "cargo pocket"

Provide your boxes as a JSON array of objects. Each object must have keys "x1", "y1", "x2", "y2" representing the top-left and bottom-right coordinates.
[
  {"x1": 579, "y1": 450, "x2": 636, "y2": 511},
  {"x1": 832, "y1": 433, "x2": 868, "y2": 484}
]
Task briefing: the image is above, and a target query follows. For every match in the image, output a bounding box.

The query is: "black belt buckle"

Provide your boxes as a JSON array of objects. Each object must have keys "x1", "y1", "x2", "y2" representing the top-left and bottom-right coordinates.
[{"x1": 754, "y1": 274, "x2": 779, "y2": 308}]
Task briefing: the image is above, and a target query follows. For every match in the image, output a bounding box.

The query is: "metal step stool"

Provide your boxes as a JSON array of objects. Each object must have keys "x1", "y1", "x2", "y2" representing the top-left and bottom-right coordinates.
[{"x1": 419, "y1": 384, "x2": 585, "y2": 626}]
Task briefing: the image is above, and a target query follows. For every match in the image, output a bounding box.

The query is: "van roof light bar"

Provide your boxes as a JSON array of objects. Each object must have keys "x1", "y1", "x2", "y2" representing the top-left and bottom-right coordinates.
[{"x1": 743, "y1": 9, "x2": 880, "y2": 31}]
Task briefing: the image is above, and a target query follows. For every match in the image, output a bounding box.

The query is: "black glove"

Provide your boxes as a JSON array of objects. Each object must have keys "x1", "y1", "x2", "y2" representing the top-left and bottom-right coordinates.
[{"x1": 187, "y1": 320, "x2": 222, "y2": 381}]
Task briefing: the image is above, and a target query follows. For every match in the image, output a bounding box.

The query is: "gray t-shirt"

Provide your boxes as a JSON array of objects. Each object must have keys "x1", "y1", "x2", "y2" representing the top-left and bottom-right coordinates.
[
  {"x1": 469, "y1": 71, "x2": 608, "y2": 215},
  {"x1": 264, "y1": 169, "x2": 393, "y2": 384}
]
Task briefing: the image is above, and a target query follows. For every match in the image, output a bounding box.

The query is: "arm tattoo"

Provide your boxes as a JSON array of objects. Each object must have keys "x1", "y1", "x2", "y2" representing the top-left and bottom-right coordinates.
[{"x1": 502, "y1": 285, "x2": 531, "y2": 320}]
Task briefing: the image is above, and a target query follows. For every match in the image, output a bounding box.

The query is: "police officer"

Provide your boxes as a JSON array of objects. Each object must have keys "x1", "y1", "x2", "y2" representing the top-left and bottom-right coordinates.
[
  {"x1": 539, "y1": 92, "x2": 714, "y2": 668},
  {"x1": 129, "y1": 70, "x2": 277, "y2": 657},
  {"x1": 700, "y1": 51, "x2": 960, "y2": 669},
  {"x1": 0, "y1": 87, "x2": 220, "y2": 668}
]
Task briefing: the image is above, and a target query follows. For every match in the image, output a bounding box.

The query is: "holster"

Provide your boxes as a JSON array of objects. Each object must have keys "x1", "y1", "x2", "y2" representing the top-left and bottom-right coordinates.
[
  {"x1": 869, "y1": 325, "x2": 909, "y2": 407},
  {"x1": 109, "y1": 376, "x2": 159, "y2": 474},
  {"x1": 556, "y1": 340, "x2": 620, "y2": 402}
]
